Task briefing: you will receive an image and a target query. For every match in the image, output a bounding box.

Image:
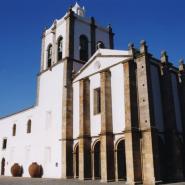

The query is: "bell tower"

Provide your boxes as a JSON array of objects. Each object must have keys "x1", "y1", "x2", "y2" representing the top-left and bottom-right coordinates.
[
  {"x1": 38, "y1": 3, "x2": 115, "y2": 178},
  {"x1": 40, "y1": 2, "x2": 114, "y2": 73}
]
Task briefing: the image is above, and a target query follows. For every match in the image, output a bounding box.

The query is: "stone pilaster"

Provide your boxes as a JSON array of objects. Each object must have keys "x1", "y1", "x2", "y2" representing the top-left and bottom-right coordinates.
[
  {"x1": 40, "y1": 29, "x2": 46, "y2": 72},
  {"x1": 79, "y1": 79, "x2": 91, "y2": 180},
  {"x1": 160, "y1": 52, "x2": 183, "y2": 181},
  {"x1": 124, "y1": 44, "x2": 142, "y2": 184},
  {"x1": 108, "y1": 24, "x2": 114, "y2": 49},
  {"x1": 61, "y1": 58, "x2": 73, "y2": 178},
  {"x1": 135, "y1": 41, "x2": 160, "y2": 184},
  {"x1": 90, "y1": 17, "x2": 96, "y2": 56},
  {"x1": 178, "y1": 60, "x2": 185, "y2": 178},
  {"x1": 61, "y1": 7, "x2": 75, "y2": 179},
  {"x1": 51, "y1": 20, "x2": 57, "y2": 65},
  {"x1": 65, "y1": 8, "x2": 75, "y2": 58},
  {"x1": 100, "y1": 70, "x2": 115, "y2": 182}
]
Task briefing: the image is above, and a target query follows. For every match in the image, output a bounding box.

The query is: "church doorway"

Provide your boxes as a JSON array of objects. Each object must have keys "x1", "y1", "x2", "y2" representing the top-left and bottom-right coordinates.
[
  {"x1": 117, "y1": 140, "x2": 126, "y2": 180},
  {"x1": 74, "y1": 144, "x2": 79, "y2": 178},
  {"x1": 1, "y1": 158, "x2": 5, "y2": 175},
  {"x1": 94, "y1": 141, "x2": 101, "y2": 179}
]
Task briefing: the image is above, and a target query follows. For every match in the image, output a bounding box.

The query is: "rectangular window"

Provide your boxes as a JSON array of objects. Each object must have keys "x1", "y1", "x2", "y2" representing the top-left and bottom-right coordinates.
[
  {"x1": 2, "y1": 138, "x2": 7, "y2": 150},
  {"x1": 94, "y1": 88, "x2": 101, "y2": 114}
]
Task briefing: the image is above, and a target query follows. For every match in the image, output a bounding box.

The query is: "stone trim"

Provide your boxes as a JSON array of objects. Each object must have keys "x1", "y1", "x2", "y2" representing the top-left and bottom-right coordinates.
[
  {"x1": 61, "y1": 8, "x2": 75, "y2": 178},
  {"x1": 123, "y1": 61, "x2": 142, "y2": 184},
  {"x1": 73, "y1": 57, "x2": 132, "y2": 83},
  {"x1": 100, "y1": 70, "x2": 115, "y2": 182},
  {"x1": 135, "y1": 44, "x2": 161, "y2": 184},
  {"x1": 90, "y1": 17, "x2": 96, "y2": 56},
  {"x1": 65, "y1": 8, "x2": 75, "y2": 58},
  {"x1": 79, "y1": 78, "x2": 91, "y2": 180}
]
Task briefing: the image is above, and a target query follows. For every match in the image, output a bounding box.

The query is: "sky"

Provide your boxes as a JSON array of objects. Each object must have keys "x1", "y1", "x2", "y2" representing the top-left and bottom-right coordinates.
[{"x1": 0, "y1": 0, "x2": 185, "y2": 117}]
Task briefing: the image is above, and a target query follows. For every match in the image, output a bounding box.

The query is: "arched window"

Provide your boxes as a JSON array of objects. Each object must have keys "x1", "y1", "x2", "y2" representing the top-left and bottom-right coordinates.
[
  {"x1": 57, "y1": 37, "x2": 63, "y2": 61},
  {"x1": 96, "y1": 41, "x2": 105, "y2": 50},
  {"x1": 79, "y1": 35, "x2": 89, "y2": 62},
  {"x1": 12, "y1": 124, "x2": 16, "y2": 136},
  {"x1": 27, "y1": 120, "x2": 32, "y2": 134},
  {"x1": 47, "y1": 44, "x2": 52, "y2": 68}
]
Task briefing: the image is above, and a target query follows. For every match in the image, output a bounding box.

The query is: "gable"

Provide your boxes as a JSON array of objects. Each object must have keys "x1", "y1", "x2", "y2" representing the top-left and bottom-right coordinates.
[{"x1": 73, "y1": 49, "x2": 132, "y2": 82}]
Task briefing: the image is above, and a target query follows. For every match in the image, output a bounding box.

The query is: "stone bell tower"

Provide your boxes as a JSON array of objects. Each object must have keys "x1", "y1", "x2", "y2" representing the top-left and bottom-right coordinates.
[
  {"x1": 40, "y1": 2, "x2": 114, "y2": 73},
  {"x1": 39, "y1": 3, "x2": 115, "y2": 178}
]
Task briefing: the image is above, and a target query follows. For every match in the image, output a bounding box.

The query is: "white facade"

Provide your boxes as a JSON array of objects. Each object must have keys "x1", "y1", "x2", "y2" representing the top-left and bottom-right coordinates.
[{"x1": 0, "y1": 3, "x2": 131, "y2": 178}]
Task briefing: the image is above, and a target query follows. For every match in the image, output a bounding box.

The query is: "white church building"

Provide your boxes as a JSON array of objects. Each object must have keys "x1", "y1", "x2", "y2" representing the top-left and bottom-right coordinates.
[{"x1": 1, "y1": 3, "x2": 185, "y2": 185}]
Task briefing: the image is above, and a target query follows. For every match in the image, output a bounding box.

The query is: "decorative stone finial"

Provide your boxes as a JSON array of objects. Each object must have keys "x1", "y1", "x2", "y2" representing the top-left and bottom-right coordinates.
[
  {"x1": 128, "y1": 42, "x2": 135, "y2": 55},
  {"x1": 161, "y1": 50, "x2": 168, "y2": 64},
  {"x1": 108, "y1": 24, "x2": 112, "y2": 32},
  {"x1": 42, "y1": 26, "x2": 47, "y2": 38},
  {"x1": 140, "y1": 40, "x2": 148, "y2": 54},
  {"x1": 128, "y1": 42, "x2": 134, "y2": 50},
  {"x1": 179, "y1": 58, "x2": 185, "y2": 72},
  {"x1": 68, "y1": 5, "x2": 73, "y2": 12}
]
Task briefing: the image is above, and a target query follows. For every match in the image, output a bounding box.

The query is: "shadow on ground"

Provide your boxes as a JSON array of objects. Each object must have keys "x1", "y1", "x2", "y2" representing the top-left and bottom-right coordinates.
[{"x1": 0, "y1": 177, "x2": 185, "y2": 185}]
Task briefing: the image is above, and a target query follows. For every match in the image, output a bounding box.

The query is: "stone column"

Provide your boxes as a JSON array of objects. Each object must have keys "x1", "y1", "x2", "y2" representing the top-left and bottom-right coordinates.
[
  {"x1": 124, "y1": 43, "x2": 142, "y2": 184},
  {"x1": 100, "y1": 70, "x2": 115, "y2": 182},
  {"x1": 79, "y1": 79, "x2": 91, "y2": 180},
  {"x1": 61, "y1": 8, "x2": 75, "y2": 179},
  {"x1": 90, "y1": 17, "x2": 96, "y2": 56},
  {"x1": 114, "y1": 149, "x2": 118, "y2": 181},
  {"x1": 73, "y1": 151, "x2": 77, "y2": 178},
  {"x1": 91, "y1": 151, "x2": 95, "y2": 180},
  {"x1": 135, "y1": 41, "x2": 160, "y2": 184},
  {"x1": 160, "y1": 52, "x2": 184, "y2": 181}
]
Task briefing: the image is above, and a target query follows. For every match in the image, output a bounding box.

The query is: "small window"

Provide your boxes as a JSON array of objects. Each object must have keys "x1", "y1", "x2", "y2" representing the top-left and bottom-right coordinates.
[
  {"x1": 47, "y1": 44, "x2": 52, "y2": 68},
  {"x1": 2, "y1": 139, "x2": 7, "y2": 150},
  {"x1": 27, "y1": 120, "x2": 32, "y2": 134},
  {"x1": 12, "y1": 124, "x2": 16, "y2": 136},
  {"x1": 79, "y1": 35, "x2": 89, "y2": 62},
  {"x1": 94, "y1": 88, "x2": 101, "y2": 114},
  {"x1": 96, "y1": 41, "x2": 105, "y2": 50},
  {"x1": 57, "y1": 37, "x2": 63, "y2": 61}
]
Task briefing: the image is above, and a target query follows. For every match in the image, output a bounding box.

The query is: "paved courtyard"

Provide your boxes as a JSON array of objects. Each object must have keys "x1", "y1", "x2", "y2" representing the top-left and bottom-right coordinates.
[{"x1": 0, "y1": 177, "x2": 185, "y2": 185}]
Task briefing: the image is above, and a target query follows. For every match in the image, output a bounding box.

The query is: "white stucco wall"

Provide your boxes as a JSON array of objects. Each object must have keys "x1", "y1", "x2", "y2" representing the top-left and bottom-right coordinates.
[
  {"x1": 90, "y1": 74, "x2": 101, "y2": 136},
  {"x1": 73, "y1": 82, "x2": 80, "y2": 139},
  {"x1": 0, "y1": 63, "x2": 64, "y2": 178},
  {"x1": 73, "y1": 54, "x2": 127, "y2": 139},
  {"x1": 110, "y1": 64, "x2": 125, "y2": 133},
  {"x1": 43, "y1": 19, "x2": 67, "y2": 70},
  {"x1": 96, "y1": 27, "x2": 109, "y2": 49},
  {"x1": 74, "y1": 19, "x2": 91, "y2": 60}
]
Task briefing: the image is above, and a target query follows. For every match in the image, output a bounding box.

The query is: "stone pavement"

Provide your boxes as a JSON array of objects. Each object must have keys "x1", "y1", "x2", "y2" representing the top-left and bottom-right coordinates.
[{"x1": 0, "y1": 177, "x2": 185, "y2": 185}]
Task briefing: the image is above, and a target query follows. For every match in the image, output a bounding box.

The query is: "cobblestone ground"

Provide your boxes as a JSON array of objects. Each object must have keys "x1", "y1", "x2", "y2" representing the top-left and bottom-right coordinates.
[
  {"x1": 0, "y1": 177, "x2": 185, "y2": 185},
  {"x1": 0, "y1": 177, "x2": 124, "y2": 185}
]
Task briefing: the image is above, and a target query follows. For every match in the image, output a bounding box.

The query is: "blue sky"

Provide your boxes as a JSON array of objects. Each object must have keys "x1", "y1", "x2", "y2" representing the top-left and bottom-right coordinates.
[{"x1": 0, "y1": 0, "x2": 185, "y2": 117}]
